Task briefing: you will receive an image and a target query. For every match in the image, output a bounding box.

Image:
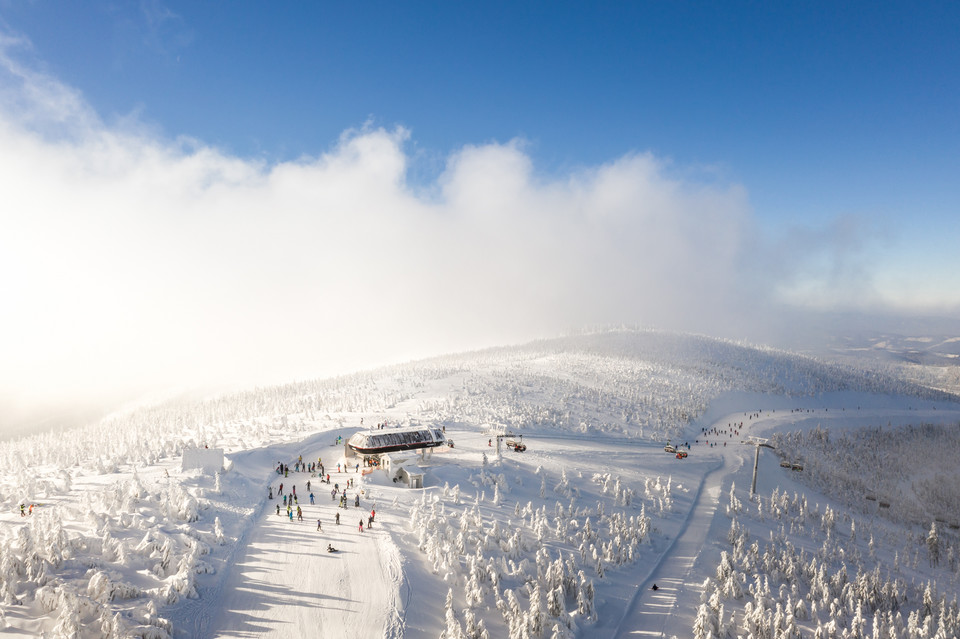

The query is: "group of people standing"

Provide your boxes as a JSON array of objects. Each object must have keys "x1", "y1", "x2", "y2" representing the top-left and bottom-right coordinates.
[{"x1": 270, "y1": 452, "x2": 378, "y2": 539}]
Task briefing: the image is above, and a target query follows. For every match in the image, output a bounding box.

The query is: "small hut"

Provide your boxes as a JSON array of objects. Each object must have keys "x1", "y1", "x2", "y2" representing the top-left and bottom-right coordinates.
[{"x1": 395, "y1": 464, "x2": 425, "y2": 488}]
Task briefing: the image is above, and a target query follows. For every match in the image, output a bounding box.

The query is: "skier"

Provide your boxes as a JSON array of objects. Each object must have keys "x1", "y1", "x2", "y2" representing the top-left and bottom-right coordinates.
[
  {"x1": 309, "y1": 492, "x2": 315, "y2": 505},
  {"x1": 268, "y1": 487, "x2": 273, "y2": 500},
  {"x1": 277, "y1": 504, "x2": 281, "y2": 516},
  {"x1": 367, "y1": 515, "x2": 373, "y2": 529},
  {"x1": 297, "y1": 506, "x2": 303, "y2": 521},
  {"x1": 359, "y1": 519, "x2": 364, "y2": 533},
  {"x1": 327, "y1": 544, "x2": 337, "y2": 552},
  {"x1": 317, "y1": 519, "x2": 322, "y2": 531},
  {"x1": 355, "y1": 495, "x2": 360, "y2": 508},
  {"x1": 652, "y1": 584, "x2": 659, "y2": 591},
  {"x1": 335, "y1": 512, "x2": 340, "y2": 525},
  {"x1": 307, "y1": 480, "x2": 311, "y2": 492},
  {"x1": 20, "y1": 504, "x2": 24, "y2": 516}
]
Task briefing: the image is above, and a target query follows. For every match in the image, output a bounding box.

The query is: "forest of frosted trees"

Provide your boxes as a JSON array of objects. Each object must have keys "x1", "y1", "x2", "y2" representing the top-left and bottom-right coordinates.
[{"x1": 0, "y1": 329, "x2": 955, "y2": 638}]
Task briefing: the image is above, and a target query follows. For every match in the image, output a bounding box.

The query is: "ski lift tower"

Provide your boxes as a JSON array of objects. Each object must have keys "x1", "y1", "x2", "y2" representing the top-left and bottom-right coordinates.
[
  {"x1": 495, "y1": 431, "x2": 517, "y2": 458},
  {"x1": 482, "y1": 425, "x2": 507, "y2": 459},
  {"x1": 744, "y1": 436, "x2": 775, "y2": 497}
]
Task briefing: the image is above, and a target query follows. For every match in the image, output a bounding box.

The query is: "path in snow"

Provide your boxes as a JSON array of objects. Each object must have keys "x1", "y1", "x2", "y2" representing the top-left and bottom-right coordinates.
[
  {"x1": 611, "y1": 456, "x2": 727, "y2": 639},
  {"x1": 611, "y1": 404, "x2": 960, "y2": 638},
  {"x1": 609, "y1": 412, "x2": 741, "y2": 639},
  {"x1": 206, "y1": 467, "x2": 403, "y2": 639}
]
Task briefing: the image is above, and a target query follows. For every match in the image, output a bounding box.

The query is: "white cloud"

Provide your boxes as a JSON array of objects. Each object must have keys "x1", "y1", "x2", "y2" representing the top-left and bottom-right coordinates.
[{"x1": 1, "y1": 35, "x2": 935, "y2": 427}]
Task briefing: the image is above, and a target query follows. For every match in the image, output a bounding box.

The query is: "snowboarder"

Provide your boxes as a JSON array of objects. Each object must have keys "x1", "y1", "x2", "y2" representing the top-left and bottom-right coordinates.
[
  {"x1": 327, "y1": 544, "x2": 337, "y2": 552},
  {"x1": 652, "y1": 584, "x2": 659, "y2": 591}
]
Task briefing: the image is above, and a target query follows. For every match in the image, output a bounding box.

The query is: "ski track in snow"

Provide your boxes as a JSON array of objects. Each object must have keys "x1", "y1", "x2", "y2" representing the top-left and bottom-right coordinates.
[
  {"x1": 204, "y1": 463, "x2": 400, "y2": 637},
  {"x1": 611, "y1": 453, "x2": 725, "y2": 638},
  {"x1": 607, "y1": 405, "x2": 960, "y2": 638},
  {"x1": 157, "y1": 428, "x2": 403, "y2": 639}
]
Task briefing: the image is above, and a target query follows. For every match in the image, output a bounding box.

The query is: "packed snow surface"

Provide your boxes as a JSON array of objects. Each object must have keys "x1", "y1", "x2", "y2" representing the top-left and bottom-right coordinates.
[{"x1": 2, "y1": 330, "x2": 960, "y2": 638}]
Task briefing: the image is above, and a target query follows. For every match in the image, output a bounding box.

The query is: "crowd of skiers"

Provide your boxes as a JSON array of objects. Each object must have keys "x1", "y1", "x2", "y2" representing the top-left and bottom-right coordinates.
[
  {"x1": 696, "y1": 422, "x2": 743, "y2": 447},
  {"x1": 270, "y1": 452, "x2": 377, "y2": 539}
]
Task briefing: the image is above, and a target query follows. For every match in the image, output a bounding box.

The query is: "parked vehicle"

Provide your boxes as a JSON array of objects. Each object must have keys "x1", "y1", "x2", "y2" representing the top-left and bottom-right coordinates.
[
  {"x1": 664, "y1": 444, "x2": 677, "y2": 453},
  {"x1": 506, "y1": 438, "x2": 527, "y2": 452}
]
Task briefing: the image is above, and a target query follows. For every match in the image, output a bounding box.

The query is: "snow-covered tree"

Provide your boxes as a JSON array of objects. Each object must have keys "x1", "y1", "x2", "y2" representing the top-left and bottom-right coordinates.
[{"x1": 927, "y1": 522, "x2": 940, "y2": 568}]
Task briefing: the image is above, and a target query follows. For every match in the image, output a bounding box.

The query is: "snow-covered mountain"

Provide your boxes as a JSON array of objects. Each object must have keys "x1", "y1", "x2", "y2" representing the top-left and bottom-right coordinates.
[{"x1": 1, "y1": 329, "x2": 959, "y2": 638}]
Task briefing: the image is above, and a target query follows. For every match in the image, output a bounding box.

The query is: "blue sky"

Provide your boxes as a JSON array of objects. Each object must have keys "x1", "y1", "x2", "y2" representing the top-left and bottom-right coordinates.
[
  {"x1": 7, "y1": 2, "x2": 959, "y2": 201},
  {"x1": 0, "y1": 2, "x2": 958, "y2": 426}
]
